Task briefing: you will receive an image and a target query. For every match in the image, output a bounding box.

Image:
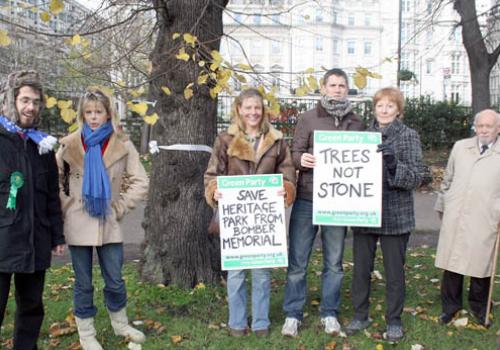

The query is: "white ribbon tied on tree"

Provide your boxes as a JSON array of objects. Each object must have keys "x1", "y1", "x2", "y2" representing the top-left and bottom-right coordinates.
[{"x1": 148, "y1": 140, "x2": 213, "y2": 154}]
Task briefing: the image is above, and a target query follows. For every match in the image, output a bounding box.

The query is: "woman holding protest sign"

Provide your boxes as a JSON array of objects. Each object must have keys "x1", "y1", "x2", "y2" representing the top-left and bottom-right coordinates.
[
  {"x1": 345, "y1": 87, "x2": 424, "y2": 342},
  {"x1": 204, "y1": 88, "x2": 296, "y2": 337}
]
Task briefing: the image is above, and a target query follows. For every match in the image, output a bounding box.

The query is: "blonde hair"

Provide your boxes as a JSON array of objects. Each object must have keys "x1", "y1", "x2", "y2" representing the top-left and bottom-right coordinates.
[
  {"x1": 373, "y1": 87, "x2": 405, "y2": 118},
  {"x1": 231, "y1": 88, "x2": 270, "y2": 134},
  {"x1": 76, "y1": 87, "x2": 120, "y2": 133}
]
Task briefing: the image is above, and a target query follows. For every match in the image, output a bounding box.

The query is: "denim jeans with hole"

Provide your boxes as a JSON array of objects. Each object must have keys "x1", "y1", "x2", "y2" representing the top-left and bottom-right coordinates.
[
  {"x1": 227, "y1": 268, "x2": 271, "y2": 331},
  {"x1": 69, "y1": 243, "x2": 127, "y2": 319},
  {"x1": 283, "y1": 199, "x2": 346, "y2": 320}
]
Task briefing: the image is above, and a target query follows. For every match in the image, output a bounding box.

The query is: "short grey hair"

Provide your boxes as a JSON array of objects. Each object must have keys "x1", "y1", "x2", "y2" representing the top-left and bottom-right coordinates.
[{"x1": 473, "y1": 109, "x2": 500, "y2": 126}]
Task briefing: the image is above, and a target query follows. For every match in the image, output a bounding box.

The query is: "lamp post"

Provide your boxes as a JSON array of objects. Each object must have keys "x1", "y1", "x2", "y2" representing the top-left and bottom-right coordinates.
[{"x1": 397, "y1": 0, "x2": 403, "y2": 87}]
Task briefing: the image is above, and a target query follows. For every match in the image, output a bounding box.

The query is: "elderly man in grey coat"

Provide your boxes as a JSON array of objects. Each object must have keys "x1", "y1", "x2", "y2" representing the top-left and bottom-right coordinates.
[{"x1": 435, "y1": 109, "x2": 500, "y2": 326}]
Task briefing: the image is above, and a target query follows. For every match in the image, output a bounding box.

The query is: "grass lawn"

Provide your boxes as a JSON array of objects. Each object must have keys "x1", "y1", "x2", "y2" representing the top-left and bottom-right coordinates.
[{"x1": 1, "y1": 246, "x2": 498, "y2": 349}]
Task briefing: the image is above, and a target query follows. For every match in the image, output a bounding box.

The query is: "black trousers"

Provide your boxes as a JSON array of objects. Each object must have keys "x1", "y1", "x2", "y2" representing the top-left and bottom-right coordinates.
[
  {"x1": 351, "y1": 232, "x2": 410, "y2": 326},
  {"x1": 441, "y1": 269, "x2": 490, "y2": 317},
  {"x1": 0, "y1": 270, "x2": 46, "y2": 350}
]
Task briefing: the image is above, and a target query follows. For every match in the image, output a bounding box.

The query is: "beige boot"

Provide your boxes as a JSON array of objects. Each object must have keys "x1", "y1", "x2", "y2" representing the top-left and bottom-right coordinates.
[
  {"x1": 108, "y1": 308, "x2": 146, "y2": 344},
  {"x1": 75, "y1": 316, "x2": 103, "y2": 350}
]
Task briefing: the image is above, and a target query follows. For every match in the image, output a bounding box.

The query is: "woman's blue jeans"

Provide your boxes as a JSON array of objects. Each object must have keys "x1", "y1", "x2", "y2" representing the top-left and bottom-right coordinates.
[
  {"x1": 69, "y1": 243, "x2": 127, "y2": 318},
  {"x1": 227, "y1": 268, "x2": 271, "y2": 331},
  {"x1": 283, "y1": 199, "x2": 346, "y2": 320}
]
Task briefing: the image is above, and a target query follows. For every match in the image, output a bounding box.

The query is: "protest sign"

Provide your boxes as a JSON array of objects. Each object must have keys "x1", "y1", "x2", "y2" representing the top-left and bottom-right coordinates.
[
  {"x1": 313, "y1": 131, "x2": 382, "y2": 227},
  {"x1": 217, "y1": 174, "x2": 288, "y2": 270}
]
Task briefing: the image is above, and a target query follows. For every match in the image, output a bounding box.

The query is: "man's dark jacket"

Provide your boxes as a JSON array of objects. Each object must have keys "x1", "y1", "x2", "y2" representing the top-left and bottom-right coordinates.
[{"x1": 0, "y1": 125, "x2": 64, "y2": 273}]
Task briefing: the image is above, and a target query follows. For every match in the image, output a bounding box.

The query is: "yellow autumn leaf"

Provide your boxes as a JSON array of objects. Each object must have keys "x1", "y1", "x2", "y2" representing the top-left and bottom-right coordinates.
[
  {"x1": 30, "y1": 6, "x2": 38, "y2": 13},
  {"x1": 295, "y1": 86, "x2": 307, "y2": 97},
  {"x1": 184, "y1": 86, "x2": 193, "y2": 100},
  {"x1": 49, "y1": 0, "x2": 64, "y2": 15},
  {"x1": 40, "y1": 11, "x2": 50, "y2": 22},
  {"x1": 147, "y1": 62, "x2": 153, "y2": 74},
  {"x1": 375, "y1": 344, "x2": 384, "y2": 350},
  {"x1": 195, "y1": 282, "x2": 206, "y2": 289},
  {"x1": 60, "y1": 108, "x2": 76, "y2": 124},
  {"x1": 82, "y1": 51, "x2": 92, "y2": 60},
  {"x1": 197, "y1": 74, "x2": 208, "y2": 85},
  {"x1": 234, "y1": 73, "x2": 247, "y2": 83},
  {"x1": 81, "y1": 38, "x2": 90, "y2": 48},
  {"x1": 235, "y1": 63, "x2": 252, "y2": 71},
  {"x1": 68, "y1": 122, "x2": 78, "y2": 133},
  {"x1": 45, "y1": 96, "x2": 57, "y2": 108},
  {"x1": 175, "y1": 48, "x2": 190, "y2": 62},
  {"x1": 183, "y1": 33, "x2": 197, "y2": 47},
  {"x1": 71, "y1": 34, "x2": 81, "y2": 46},
  {"x1": 209, "y1": 87, "x2": 218, "y2": 99},
  {"x1": 144, "y1": 113, "x2": 159, "y2": 125},
  {"x1": 130, "y1": 86, "x2": 145, "y2": 98},
  {"x1": 353, "y1": 73, "x2": 367, "y2": 89},
  {"x1": 128, "y1": 102, "x2": 148, "y2": 116},
  {"x1": 355, "y1": 67, "x2": 369, "y2": 75},
  {"x1": 368, "y1": 71, "x2": 383, "y2": 79},
  {"x1": 172, "y1": 32, "x2": 180, "y2": 40},
  {"x1": 116, "y1": 80, "x2": 127, "y2": 88},
  {"x1": 210, "y1": 50, "x2": 223, "y2": 64},
  {"x1": 57, "y1": 100, "x2": 72, "y2": 110},
  {"x1": 161, "y1": 86, "x2": 171, "y2": 95},
  {"x1": 97, "y1": 85, "x2": 114, "y2": 97},
  {"x1": 170, "y1": 335, "x2": 182, "y2": 344},
  {"x1": 305, "y1": 67, "x2": 315, "y2": 74},
  {"x1": 0, "y1": 30, "x2": 11, "y2": 47},
  {"x1": 307, "y1": 76, "x2": 319, "y2": 90}
]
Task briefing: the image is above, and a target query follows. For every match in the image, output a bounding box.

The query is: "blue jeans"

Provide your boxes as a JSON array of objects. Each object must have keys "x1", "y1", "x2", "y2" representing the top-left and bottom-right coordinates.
[
  {"x1": 283, "y1": 199, "x2": 346, "y2": 320},
  {"x1": 69, "y1": 243, "x2": 127, "y2": 319},
  {"x1": 227, "y1": 268, "x2": 271, "y2": 331}
]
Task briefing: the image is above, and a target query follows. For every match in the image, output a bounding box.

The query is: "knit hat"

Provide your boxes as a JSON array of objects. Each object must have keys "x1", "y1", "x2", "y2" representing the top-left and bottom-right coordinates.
[{"x1": 0, "y1": 70, "x2": 45, "y2": 126}]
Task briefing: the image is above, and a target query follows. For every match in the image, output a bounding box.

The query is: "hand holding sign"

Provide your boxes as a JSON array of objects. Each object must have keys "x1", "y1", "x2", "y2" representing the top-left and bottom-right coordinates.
[{"x1": 301, "y1": 153, "x2": 316, "y2": 168}]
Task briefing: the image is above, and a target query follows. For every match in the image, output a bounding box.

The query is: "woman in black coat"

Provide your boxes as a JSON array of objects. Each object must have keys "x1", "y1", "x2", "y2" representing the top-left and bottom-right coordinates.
[{"x1": 345, "y1": 87, "x2": 424, "y2": 342}]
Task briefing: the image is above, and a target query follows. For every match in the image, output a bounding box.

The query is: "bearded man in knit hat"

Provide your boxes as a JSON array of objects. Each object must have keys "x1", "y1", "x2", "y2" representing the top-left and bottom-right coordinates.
[{"x1": 0, "y1": 70, "x2": 64, "y2": 349}]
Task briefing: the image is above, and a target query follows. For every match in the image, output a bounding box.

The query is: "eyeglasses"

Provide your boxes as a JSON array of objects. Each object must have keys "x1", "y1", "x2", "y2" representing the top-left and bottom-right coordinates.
[
  {"x1": 17, "y1": 97, "x2": 41, "y2": 108},
  {"x1": 84, "y1": 90, "x2": 107, "y2": 99}
]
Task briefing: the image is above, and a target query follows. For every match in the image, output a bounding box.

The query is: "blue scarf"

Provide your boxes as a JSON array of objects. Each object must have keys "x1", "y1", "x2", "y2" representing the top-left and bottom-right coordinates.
[
  {"x1": 0, "y1": 115, "x2": 57, "y2": 154},
  {"x1": 82, "y1": 121, "x2": 114, "y2": 218}
]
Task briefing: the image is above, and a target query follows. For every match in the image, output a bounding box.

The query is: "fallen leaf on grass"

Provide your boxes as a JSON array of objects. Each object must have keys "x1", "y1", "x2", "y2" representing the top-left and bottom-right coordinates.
[
  {"x1": 311, "y1": 299, "x2": 320, "y2": 306},
  {"x1": 68, "y1": 341, "x2": 81, "y2": 350},
  {"x1": 342, "y1": 342, "x2": 354, "y2": 350},
  {"x1": 375, "y1": 304, "x2": 382, "y2": 311},
  {"x1": 48, "y1": 322, "x2": 77, "y2": 337},
  {"x1": 170, "y1": 335, "x2": 183, "y2": 344},
  {"x1": 411, "y1": 344, "x2": 424, "y2": 350},
  {"x1": 375, "y1": 344, "x2": 384, "y2": 350},
  {"x1": 453, "y1": 317, "x2": 468, "y2": 327},
  {"x1": 372, "y1": 270, "x2": 383, "y2": 280},
  {"x1": 447, "y1": 331, "x2": 454, "y2": 336},
  {"x1": 297, "y1": 346, "x2": 306, "y2": 350},
  {"x1": 132, "y1": 320, "x2": 144, "y2": 326},
  {"x1": 324, "y1": 340, "x2": 337, "y2": 350},
  {"x1": 208, "y1": 323, "x2": 220, "y2": 329},
  {"x1": 430, "y1": 278, "x2": 440, "y2": 283}
]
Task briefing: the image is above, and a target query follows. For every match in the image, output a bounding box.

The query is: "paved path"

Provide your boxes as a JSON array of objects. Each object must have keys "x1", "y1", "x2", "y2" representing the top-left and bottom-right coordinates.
[{"x1": 52, "y1": 192, "x2": 441, "y2": 265}]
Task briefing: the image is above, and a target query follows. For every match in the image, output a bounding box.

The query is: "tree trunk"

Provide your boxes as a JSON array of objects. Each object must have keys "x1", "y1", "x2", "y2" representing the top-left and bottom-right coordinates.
[
  {"x1": 454, "y1": 0, "x2": 500, "y2": 113},
  {"x1": 140, "y1": 0, "x2": 228, "y2": 288}
]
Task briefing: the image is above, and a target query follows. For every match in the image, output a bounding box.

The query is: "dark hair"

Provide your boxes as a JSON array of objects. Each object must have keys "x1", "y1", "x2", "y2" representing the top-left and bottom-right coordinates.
[
  {"x1": 322, "y1": 68, "x2": 349, "y2": 88},
  {"x1": 14, "y1": 83, "x2": 43, "y2": 101}
]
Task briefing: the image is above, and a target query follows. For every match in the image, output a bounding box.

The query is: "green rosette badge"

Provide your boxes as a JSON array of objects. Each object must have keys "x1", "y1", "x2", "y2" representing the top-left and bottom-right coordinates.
[{"x1": 6, "y1": 171, "x2": 24, "y2": 210}]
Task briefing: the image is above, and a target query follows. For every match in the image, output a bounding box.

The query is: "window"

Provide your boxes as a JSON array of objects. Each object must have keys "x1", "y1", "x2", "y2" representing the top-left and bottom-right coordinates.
[
  {"x1": 348, "y1": 13, "x2": 355, "y2": 26},
  {"x1": 451, "y1": 53, "x2": 460, "y2": 74},
  {"x1": 364, "y1": 14, "x2": 372, "y2": 26},
  {"x1": 347, "y1": 41, "x2": 355, "y2": 54},
  {"x1": 271, "y1": 65, "x2": 283, "y2": 89},
  {"x1": 253, "y1": 14, "x2": 261, "y2": 25},
  {"x1": 400, "y1": 52, "x2": 409, "y2": 70},
  {"x1": 401, "y1": 22, "x2": 412, "y2": 44},
  {"x1": 315, "y1": 8, "x2": 323, "y2": 23},
  {"x1": 271, "y1": 40, "x2": 282, "y2": 55},
  {"x1": 251, "y1": 39, "x2": 263, "y2": 51},
  {"x1": 451, "y1": 84, "x2": 460, "y2": 103},
  {"x1": 364, "y1": 41, "x2": 372, "y2": 55},
  {"x1": 402, "y1": 0, "x2": 411, "y2": 12},
  {"x1": 427, "y1": 0, "x2": 432, "y2": 15},
  {"x1": 333, "y1": 39, "x2": 339, "y2": 55},
  {"x1": 315, "y1": 37, "x2": 323, "y2": 51},
  {"x1": 426, "y1": 60, "x2": 432, "y2": 74},
  {"x1": 332, "y1": 11, "x2": 338, "y2": 24}
]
